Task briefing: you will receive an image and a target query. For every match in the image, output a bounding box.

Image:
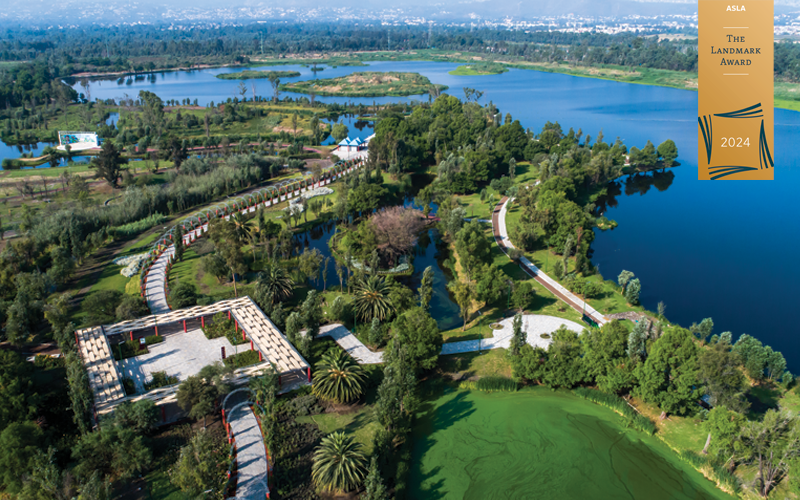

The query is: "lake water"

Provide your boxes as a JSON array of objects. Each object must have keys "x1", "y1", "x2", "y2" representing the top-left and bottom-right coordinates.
[{"x1": 58, "y1": 60, "x2": 800, "y2": 367}]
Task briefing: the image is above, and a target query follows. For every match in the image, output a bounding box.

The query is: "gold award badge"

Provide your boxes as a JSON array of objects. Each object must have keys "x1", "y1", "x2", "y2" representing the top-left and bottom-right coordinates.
[{"x1": 698, "y1": 0, "x2": 774, "y2": 180}]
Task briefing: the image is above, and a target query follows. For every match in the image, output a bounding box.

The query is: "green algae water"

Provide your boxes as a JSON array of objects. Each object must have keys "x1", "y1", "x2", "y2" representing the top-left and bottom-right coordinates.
[{"x1": 410, "y1": 386, "x2": 733, "y2": 500}]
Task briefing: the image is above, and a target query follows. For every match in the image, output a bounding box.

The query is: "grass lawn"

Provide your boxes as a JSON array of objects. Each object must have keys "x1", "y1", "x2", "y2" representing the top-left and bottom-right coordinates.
[
  {"x1": 437, "y1": 348, "x2": 513, "y2": 379},
  {"x1": 295, "y1": 407, "x2": 381, "y2": 455}
]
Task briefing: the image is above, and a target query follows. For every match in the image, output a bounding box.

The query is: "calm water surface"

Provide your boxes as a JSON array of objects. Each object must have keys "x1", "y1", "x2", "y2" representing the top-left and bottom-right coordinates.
[{"x1": 56, "y1": 61, "x2": 800, "y2": 366}]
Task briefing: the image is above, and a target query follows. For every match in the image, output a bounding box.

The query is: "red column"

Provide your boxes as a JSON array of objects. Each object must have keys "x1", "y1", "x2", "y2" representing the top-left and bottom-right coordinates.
[
  {"x1": 307, "y1": 367, "x2": 311, "y2": 382},
  {"x1": 221, "y1": 408, "x2": 226, "y2": 425},
  {"x1": 258, "y1": 351, "x2": 263, "y2": 362},
  {"x1": 183, "y1": 320, "x2": 187, "y2": 332},
  {"x1": 235, "y1": 320, "x2": 238, "y2": 333},
  {"x1": 228, "y1": 311, "x2": 231, "y2": 320},
  {"x1": 250, "y1": 340, "x2": 254, "y2": 350},
  {"x1": 160, "y1": 406, "x2": 166, "y2": 422},
  {"x1": 155, "y1": 325, "x2": 159, "y2": 336},
  {"x1": 130, "y1": 331, "x2": 133, "y2": 341},
  {"x1": 242, "y1": 330, "x2": 246, "y2": 341},
  {"x1": 201, "y1": 316, "x2": 205, "y2": 327}
]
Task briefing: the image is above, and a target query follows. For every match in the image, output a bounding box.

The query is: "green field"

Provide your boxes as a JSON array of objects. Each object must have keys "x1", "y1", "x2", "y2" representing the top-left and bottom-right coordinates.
[
  {"x1": 280, "y1": 71, "x2": 448, "y2": 97},
  {"x1": 449, "y1": 62, "x2": 508, "y2": 76},
  {"x1": 215, "y1": 70, "x2": 300, "y2": 80},
  {"x1": 410, "y1": 386, "x2": 733, "y2": 500}
]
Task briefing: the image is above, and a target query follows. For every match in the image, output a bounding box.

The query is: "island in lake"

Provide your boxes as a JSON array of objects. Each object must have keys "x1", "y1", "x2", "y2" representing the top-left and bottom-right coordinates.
[
  {"x1": 280, "y1": 71, "x2": 448, "y2": 96},
  {"x1": 449, "y1": 62, "x2": 509, "y2": 76},
  {"x1": 216, "y1": 70, "x2": 300, "y2": 80}
]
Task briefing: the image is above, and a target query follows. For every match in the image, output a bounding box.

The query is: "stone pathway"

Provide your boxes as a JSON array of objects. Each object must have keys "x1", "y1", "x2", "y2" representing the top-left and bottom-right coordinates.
[
  {"x1": 319, "y1": 324, "x2": 384, "y2": 363},
  {"x1": 228, "y1": 400, "x2": 269, "y2": 500},
  {"x1": 319, "y1": 315, "x2": 585, "y2": 365},
  {"x1": 492, "y1": 196, "x2": 608, "y2": 326},
  {"x1": 440, "y1": 314, "x2": 584, "y2": 355},
  {"x1": 144, "y1": 246, "x2": 173, "y2": 314}
]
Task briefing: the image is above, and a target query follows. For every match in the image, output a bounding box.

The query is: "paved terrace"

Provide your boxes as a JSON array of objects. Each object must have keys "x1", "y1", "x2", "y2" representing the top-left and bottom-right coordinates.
[{"x1": 76, "y1": 296, "x2": 310, "y2": 416}]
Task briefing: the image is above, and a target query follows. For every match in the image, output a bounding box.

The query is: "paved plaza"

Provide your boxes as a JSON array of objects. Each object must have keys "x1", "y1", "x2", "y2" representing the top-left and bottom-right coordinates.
[{"x1": 119, "y1": 328, "x2": 237, "y2": 392}]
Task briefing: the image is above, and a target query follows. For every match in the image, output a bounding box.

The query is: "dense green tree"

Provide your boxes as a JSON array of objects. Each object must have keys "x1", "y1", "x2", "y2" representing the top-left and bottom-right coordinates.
[
  {"x1": 171, "y1": 429, "x2": 227, "y2": 498},
  {"x1": 626, "y1": 320, "x2": 648, "y2": 362},
  {"x1": 72, "y1": 423, "x2": 151, "y2": 480},
  {"x1": 455, "y1": 219, "x2": 491, "y2": 280},
  {"x1": 447, "y1": 279, "x2": 475, "y2": 331},
  {"x1": 312, "y1": 432, "x2": 367, "y2": 494},
  {"x1": 511, "y1": 281, "x2": 535, "y2": 312},
  {"x1": 657, "y1": 139, "x2": 679, "y2": 166},
  {"x1": 174, "y1": 225, "x2": 184, "y2": 262},
  {"x1": 702, "y1": 407, "x2": 746, "y2": 462},
  {"x1": 177, "y1": 372, "x2": 228, "y2": 428},
  {"x1": 0, "y1": 422, "x2": 43, "y2": 494},
  {"x1": 115, "y1": 294, "x2": 149, "y2": 321},
  {"x1": 83, "y1": 290, "x2": 123, "y2": 326},
  {"x1": 312, "y1": 349, "x2": 366, "y2": 404},
  {"x1": 690, "y1": 317, "x2": 714, "y2": 343},
  {"x1": 301, "y1": 290, "x2": 323, "y2": 339},
  {"x1": 475, "y1": 264, "x2": 506, "y2": 304},
  {"x1": 698, "y1": 338, "x2": 749, "y2": 413},
  {"x1": 636, "y1": 327, "x2": 699, "y2": 416},
  {"x1": 363, "y1": 455, "x2": 389, "y2": 500},
  {"x1": 113, "y1": 400, "x2": 160, "y2": 434},
  {"x1": 384, "y1": 308, "x2": 442, "y2": 372},
  {"x1": 169, "y1": 280, "x2": 198, "y2": 308},
  {"x1": 617, "y1": 270, "x2": 634, "y2": 294},
  {"x1": 733, "y1": 334, "x2": 768, "y2": 380},
  {"x1": 348, "y1": 184, "x2": 388, "y2": 214},
  {"x1": 90, "y1": 141, "x2": 128, "y2": 187},
  {"x1": 542, "y1": 327, "x2": 585, "y2": 388},
  {"x1": 582, "y1": 320, "x2": 637, "y2": 393},
  {"x1": 418, "y1": 265, "x2": 434, "y2": 310},
  {"x1": 508, "y1": 312, "x2": 526, "y2": 357},
  {"x1": 332, "y1": 123, "x2": 349, "y2": 142},
  {"x1": 625, "y1": 278, "x2": 641, "y2": 305}
]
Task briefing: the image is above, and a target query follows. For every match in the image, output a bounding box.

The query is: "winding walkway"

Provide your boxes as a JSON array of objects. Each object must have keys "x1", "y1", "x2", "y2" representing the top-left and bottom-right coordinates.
[
  {"x1": 492, "y1": 196, "x2": 608, "y2": 326},
  {"x1": 227, "y1": 399, "x2": 269, "y2": 500},
  {"x1": 319, "y1": 314, "x2": 584, "y2": 365}
]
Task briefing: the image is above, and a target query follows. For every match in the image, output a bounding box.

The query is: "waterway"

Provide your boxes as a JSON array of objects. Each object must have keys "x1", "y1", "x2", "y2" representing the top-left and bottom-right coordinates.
[
  {"x1": 27, "y1": 59, "x2": 800, "y2": 366},
  {"x1": 295, "y1": 204, "x2": 461, "y2": 330},
  {"x1": 410, "y1": 385, "x2": 733, "y2": 500}
]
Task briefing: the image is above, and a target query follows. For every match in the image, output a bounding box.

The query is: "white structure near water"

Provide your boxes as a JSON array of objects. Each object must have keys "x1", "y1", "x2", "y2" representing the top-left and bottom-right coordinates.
[{"x1": 57, "y1": 131, "x2": 99, "y2": 151}]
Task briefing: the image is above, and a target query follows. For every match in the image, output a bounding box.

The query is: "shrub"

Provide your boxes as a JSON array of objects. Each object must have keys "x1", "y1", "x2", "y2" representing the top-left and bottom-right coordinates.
[
  {"x1": 144, "y1": 371, "x2": 179, "y2": 391},
  {"x1": 169, "y1": 281, "x2": 198, "y2": 309},
  {"x1": 112, "y1": 213, "x2": 167, "y2": 237},
  {"x1": 83, "y1": 290, "x2": 123, "y2": 325},
  {"x1": 472, "y1": 376, "x2": 518, "y2": 392},
  {"x1": 223, "y1": 349, "x2": 261, "y2": 369}
]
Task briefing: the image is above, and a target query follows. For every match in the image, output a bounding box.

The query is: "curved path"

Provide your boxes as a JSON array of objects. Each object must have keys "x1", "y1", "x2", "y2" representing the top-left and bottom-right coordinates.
[
  {"x1": 492, "y1": 196, "x2": 608, "y2": 326},
  {"x1": 227, "y1": 400, "x2": 269, "y2": 500},
  {"x1": 319, "y1": 314, "x2": 584, "y2": 365},
  {"x1": 144, "y1": 246, "x2": 173, "y2": 314}
]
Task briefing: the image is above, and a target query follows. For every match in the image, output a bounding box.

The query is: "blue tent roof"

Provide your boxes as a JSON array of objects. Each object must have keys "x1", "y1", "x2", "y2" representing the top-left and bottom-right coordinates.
[
  {"x1": 338, "y1": 138, "x2": 350, "y2": 146},
  {"x1": 351, "y1": 137, "x2": 363, "y2": 144}
]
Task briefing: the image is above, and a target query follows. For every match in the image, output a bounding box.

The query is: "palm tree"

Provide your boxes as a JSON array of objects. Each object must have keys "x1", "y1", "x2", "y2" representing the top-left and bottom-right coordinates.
[
  {"x1": 352, "y1": 275, "x2": 394, "y2": 323},
  {"x1": 255, "y1": 263, "x2": 294, "y2": 304},
  {"x1": 312, "y1": 350, "x2": 366, "y2": 404},
  {"x1": 312, "y1": 432, "x2": 367, "y2": 494}
]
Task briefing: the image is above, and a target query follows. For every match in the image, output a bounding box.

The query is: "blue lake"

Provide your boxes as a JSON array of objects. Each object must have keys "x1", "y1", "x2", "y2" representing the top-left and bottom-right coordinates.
[{"x1": 59, "y1": 60, "x2": 800, "y2": 366}]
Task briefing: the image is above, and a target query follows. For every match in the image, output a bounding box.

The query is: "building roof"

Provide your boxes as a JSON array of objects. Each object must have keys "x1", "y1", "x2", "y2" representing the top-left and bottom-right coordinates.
[
  {"x1": 351, "y1": 137, "x2": 363, "y2": 144},
  {"x1": 338, "y1": 138, "x2": 351, "y2": 146}
]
